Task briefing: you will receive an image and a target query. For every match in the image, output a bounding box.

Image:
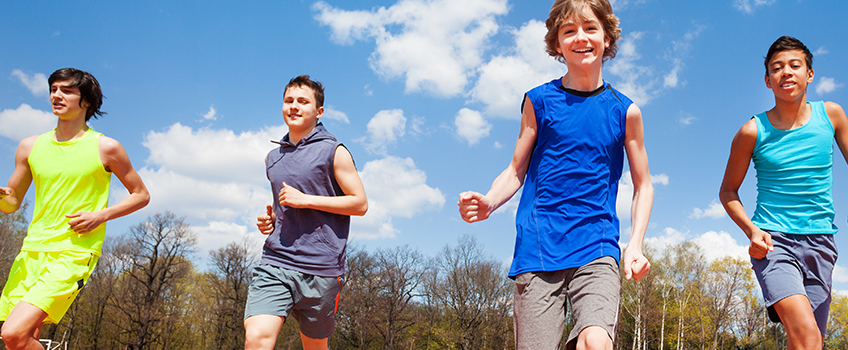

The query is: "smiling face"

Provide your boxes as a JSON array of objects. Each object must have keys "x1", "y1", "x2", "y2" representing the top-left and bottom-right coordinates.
[
  {"x1": 282, "y1": 85, "x2": 323, "y2": 138},
  {"x1": 50, "y1": 79, "x2": 89, "y2": 121},
  {"x1": 765, "y1": 49, "x2": 814, "y2": 102},
  {"x1": 555, "y1": 8, "x2": 609, "y2": 69}
]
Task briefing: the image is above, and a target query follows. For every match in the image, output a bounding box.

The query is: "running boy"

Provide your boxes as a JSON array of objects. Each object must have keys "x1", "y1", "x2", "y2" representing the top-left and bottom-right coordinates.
[
  {"x1": 458, "y1": 0, "x2": 653, "y2": 348},
  {"x1": 720, "y1": 36, "x2": 848, "y2": 349},
  {"x1": 246, "y1": 75, "x2": 367, "y2": 350},
  {"x1": 0, "y1": 68, "x2": 150, "y2": 349}
]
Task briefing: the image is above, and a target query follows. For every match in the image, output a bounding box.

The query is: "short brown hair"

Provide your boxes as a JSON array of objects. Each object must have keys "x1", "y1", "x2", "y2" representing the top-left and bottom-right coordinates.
[
  {"x1": 285, "y1": 75, "x2": 325, "y2": 107},
  {"x1": 544, "y1": 0, "x2": 621, "y2": 64}
]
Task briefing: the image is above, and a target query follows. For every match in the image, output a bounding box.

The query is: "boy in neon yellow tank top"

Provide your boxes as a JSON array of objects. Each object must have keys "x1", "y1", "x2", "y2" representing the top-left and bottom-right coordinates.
[
  {"x1": 720, "y1": 37, "x2": 848, "y2": 349},
  {"x1": 0, "y1": 68, "x2": 150, "y2": 349}
]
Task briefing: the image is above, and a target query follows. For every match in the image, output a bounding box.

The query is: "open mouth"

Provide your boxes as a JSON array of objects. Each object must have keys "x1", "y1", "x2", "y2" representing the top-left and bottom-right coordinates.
[{"x1": 574, "y1": 48, "x2": 593, "y2": 53}]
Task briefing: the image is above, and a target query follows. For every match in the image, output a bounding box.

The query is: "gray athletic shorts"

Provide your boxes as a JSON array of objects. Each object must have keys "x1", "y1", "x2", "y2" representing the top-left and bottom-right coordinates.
[
  {"x1": 513, "y1": 256, "x2": 620, "y2": 349},
  {"x1": 751, "y1": 230, "x2": 837, "y2": 336},
  {"x1": 244, "y1": 264, "x2": 344, "y2": 339}
]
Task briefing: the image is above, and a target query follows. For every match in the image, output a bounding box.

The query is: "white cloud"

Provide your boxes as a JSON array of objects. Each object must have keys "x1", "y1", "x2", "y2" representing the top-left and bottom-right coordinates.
[
  {"x1": 200, "y1": 106, "x2": 217, "y2": 121},
  {"x1": 617, "y1": 171, "x2": 670, "y2": 220},
  {"x1": 353, "y1": 156, "x2": 445, "y2": 240},
  {"x1": 834, "y1": 265, "x2": 848, "y2": 283},
  {"x1": 679, "y1": 112, "x2": 696, "y2": 126},
  {"x1": 11, "y1": 69, "x2": 48, "y2": 96},
  {"x1": 143, "y1": 123, "x2": 284, "y2": 185},
  {"x1": 313, "y1": 0, "x2": 509, "y2": 97},
  {"x1": 454, "y1": 108, "x2": 492, "y2": 145},
  {"x1": 693, "y1": 230, "x2": 748, "y2": 262},
  {"x1": 690, "y1": 199, "x2": 726, "y2": 219},
  {"x1": 322, "y1": 105, "x2": 350, "y2": 123},
  {"x1": 606, "y1": 32, "x2": 657, "y2": 106},
  {"x1": 469, "y1": 20, "x2": 565, "y2": 119},
  {"x1": 816, "y1": 76, "x2": 843, "y2": 95},
  {"x1": 734, "y1": 0, "x2": 776, "y2": 13},
  {"x1": 363, "y1": 109, "x2": 406, "y2": 154},
  {"x1": 0, "y1": 104, "x2": 55, "y2": 141},
  {"x1": 814, "y1": 47, "x2": 829, "y2": 56},
  {"x1": 644, "y1": 227, "x2": 687, "y2": 251}
]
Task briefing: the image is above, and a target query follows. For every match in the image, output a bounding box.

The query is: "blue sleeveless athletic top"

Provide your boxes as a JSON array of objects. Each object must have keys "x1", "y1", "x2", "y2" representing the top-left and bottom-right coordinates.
[
  {"x1": 262, "y1": 123, "x2": 351, "y2": 276},
  {"x1": 510, "y1": 78, "x2": 631, "y2": 278},
  {"x1": 751, "y1": 101, "x2": 837, "y2": 234}
]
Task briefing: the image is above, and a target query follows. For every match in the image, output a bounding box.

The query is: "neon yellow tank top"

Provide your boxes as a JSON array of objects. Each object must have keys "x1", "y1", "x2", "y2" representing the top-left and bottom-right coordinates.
[{"x1": 22, "y1": 128, "x2": 111, "y2": 255}]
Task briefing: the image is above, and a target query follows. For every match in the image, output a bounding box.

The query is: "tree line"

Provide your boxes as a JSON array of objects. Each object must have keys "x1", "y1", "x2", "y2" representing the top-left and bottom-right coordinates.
[{"x1": 2, "y1": 210, "x2": 848, "y2": 349}]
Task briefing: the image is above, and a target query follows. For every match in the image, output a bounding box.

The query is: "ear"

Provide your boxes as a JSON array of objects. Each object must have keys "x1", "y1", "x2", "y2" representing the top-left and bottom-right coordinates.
[
  {"x1": 764, "y1": 74, "x2": 771, "y2": 89},
  {"x1": 316, "y1": 106, "x2": 324, "y2": 119},
  {"x1": 807, "y1": 68, "x2": 814, "y2": 83}
]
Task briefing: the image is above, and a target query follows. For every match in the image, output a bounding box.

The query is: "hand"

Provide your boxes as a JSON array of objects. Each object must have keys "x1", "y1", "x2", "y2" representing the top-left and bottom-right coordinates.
[
  {"x1": 748, "y1": 228, "x2": 773, "y2": 259},
  {"x1": 0, "y1": 187, "x2": 9, "y2": 200},
  {"x1": 458, "y1": 191, "x2": 491, "y2": 223},
  {"x1": 66, "y1": 211, "x2": 106, "y2": 234},
  {"x1": 622, "y1": 248, "x2": 650, "y2": 281},
  {"x1": 256, "y1": 205, "x2": 276, "y2": 235},
  {"x1": 278, "y1": 182, "x2": 309, "y2": 208}
]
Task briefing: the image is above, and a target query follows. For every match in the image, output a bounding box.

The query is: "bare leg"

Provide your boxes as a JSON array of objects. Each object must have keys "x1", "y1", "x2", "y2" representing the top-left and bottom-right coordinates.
[
  {"x1": 573, "y1": 326, "x2": 612, "y2": 350},
  {"x1": 244, "y1": 314, "x2": 284, "y2": 350},
  {"x1": 772, "y1": 294, "x2": 823, "y2": 350},
  {"x1": 1, "y1": 301, "x2": 47, "y2": 350},
  {"x1": 300, "y1": 332, "x2": 329, "y2": 350}
]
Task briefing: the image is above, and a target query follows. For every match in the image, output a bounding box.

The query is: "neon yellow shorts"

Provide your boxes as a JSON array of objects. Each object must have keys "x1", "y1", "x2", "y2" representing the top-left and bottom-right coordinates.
[{"x1": 0, "y1": 250, "x2": 98, "y2": 324}]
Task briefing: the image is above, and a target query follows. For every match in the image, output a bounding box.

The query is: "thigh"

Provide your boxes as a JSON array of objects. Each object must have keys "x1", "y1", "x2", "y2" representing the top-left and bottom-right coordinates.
[
  {"x1": 244, "y1": 265, "x2": 295, "y2": 320},
  {"x1": 566, "y1": 256, "x2": 620, "y2": 345},
  {"x1": 290, "y1": 273, "x2": 344, "y2": 340},
  {"x1": 513, "y1": 270, "x2": 569, "y2": 349}
]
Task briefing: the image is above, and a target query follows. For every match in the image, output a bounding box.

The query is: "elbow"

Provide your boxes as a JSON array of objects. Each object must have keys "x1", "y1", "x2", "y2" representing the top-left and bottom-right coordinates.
[
  {"x1": 138, "y1": 191, "x2": 151, "y2": 209},
  {"x1": 353, "y1": 201, "x2": 368, "y2": 216}
]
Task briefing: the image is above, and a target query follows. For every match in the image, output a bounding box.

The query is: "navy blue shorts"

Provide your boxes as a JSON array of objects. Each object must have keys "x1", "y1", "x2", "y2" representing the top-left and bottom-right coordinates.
[
  {"x1": 244, "y1": 264, "x2": 344, "y2": 339},
  {"x1": 751, "y1": 230, "x2": 837, "y2": 336}
]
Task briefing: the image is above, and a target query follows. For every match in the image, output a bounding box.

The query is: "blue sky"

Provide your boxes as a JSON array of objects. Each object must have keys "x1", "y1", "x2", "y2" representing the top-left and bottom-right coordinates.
[{"x1": 2, "y1": 0, "x2": 848, "y2": 290}]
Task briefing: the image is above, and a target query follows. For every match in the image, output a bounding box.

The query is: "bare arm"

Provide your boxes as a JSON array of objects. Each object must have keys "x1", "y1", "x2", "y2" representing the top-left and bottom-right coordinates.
[
  {"x1": 0, "y1": 136, "x2": 37, "y2": 214},
  {"x1": 458, "y1": 95, "x2": 537, "y2": 223},
  {"x1": 277, "y1": 145, "x2": 368, "y2": 216},
  {"x1": 719, "y1": 119, "x2": 772, "y2": 259},
  {"x1": 66, "y1": 136, "x2": 150, "y2": 233},
  {"x1": 621, "y1": 104, "x2": 654, "y2": 281},
  {"x1": 826, "y1": 101, "x2": 848, "y2": 224}
]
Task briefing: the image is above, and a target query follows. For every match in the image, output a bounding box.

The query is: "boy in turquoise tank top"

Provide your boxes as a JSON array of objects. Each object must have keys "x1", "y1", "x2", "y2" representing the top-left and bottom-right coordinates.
[
  {"x1": 0, "y1": 68, "x2": 149, "y2": 349},
  {"x1": 458, "y1": 0, "x2": 654, "y2": 348},
  {"x1": 720, "y1": 36, "x2": 848, "y2": 349}
]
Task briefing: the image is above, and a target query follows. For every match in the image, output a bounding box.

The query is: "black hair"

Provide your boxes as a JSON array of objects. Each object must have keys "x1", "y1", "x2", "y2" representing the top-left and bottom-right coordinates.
[
  {"x1": 48, "y1": 68, "x2": 105, "y2": 122},
  {"x1": 764, "y1": 36, "x2": 813, "y2": 75},
  {"x1": 285, "y1": 75, "x2": 325, "y2": 107}
]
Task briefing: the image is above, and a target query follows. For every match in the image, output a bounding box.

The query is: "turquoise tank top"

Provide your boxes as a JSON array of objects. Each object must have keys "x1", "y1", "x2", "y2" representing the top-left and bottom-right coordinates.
[{"x1": 751, "y1": 101, "x2": 837, "y2": 234}]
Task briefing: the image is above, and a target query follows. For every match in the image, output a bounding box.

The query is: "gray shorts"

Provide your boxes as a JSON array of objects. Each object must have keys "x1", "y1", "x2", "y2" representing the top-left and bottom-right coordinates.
[
  {"x1": 513, "y1": 256, "x2": 620, "y2": 349},
  {"x1": 244, "y1": 264, "x2": 344, "y2": 339},
  {"x1": 752, "y1": 230, "x2": 837, "y2": 336}
]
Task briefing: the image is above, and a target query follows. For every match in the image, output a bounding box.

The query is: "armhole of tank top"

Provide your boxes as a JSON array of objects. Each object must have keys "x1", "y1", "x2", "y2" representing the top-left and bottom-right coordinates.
[{"x1": 815, "y1": 101, "x2": 835, "y2": 134}]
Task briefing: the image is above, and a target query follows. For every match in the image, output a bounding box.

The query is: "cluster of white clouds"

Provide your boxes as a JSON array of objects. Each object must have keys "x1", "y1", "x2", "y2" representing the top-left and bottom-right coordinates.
[
  {"x1": 690, "y1": 199, "x2": 726, "y2": 219},
  {"x1": 733, "y1": 0, "x2": 776, "y2": 14},
  {"x1": 313, "y1": 1, "x2": 693, "y2": 146},
  {"x1": 11, "y1": 69, "x2": 48, "y2": 96}
]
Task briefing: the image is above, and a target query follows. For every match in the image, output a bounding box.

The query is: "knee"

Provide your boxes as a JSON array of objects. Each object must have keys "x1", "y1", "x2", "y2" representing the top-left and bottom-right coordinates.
[
  {"x1": 1, "y1": 322, "x2": 30, "y2": 348},
  {"x1": 577, "y1": 326, "x2": 612, "y2": 350}
]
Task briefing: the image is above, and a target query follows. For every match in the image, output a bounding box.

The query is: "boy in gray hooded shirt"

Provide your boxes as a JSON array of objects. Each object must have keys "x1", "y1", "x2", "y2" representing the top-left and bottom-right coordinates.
[{"x1": 245, "y1": 75, "x2": 368, "y2": 350}]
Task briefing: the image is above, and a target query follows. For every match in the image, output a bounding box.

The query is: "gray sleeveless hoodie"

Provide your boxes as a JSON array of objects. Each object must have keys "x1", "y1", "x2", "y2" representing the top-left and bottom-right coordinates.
[{"x1": 262, "y1": 123, "x2": 350, "y2": 276}]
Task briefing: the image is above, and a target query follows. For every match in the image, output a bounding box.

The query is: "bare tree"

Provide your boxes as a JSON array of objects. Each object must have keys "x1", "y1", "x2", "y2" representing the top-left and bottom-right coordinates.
[
  {"x1": 109, "y1": 211, "x2": 197, "y2": 350},
  {"x1": 335, "y1": 246, "x2": 381, "y2": 350},
  {"x1": 207, "y1": 238, "x2": 258, "y2": 350},
  {"x1": 372, "y1": 245, "x2": 428, "y2": 349},
  {"x1": 0, "y1": 201, "x2": 29, "y2": 285},
  {"x1": 426, "y1": 234, "x2": 513, "y2": 350}
]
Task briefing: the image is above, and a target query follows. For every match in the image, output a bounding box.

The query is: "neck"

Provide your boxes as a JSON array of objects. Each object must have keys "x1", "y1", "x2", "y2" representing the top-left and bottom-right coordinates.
[
  {"x1": 771, "y1": 93, "x2": 809, "y2": 121},
  {"x1": 561, "y1": 66, "x2": 603, "y2": 91},
  {"x1": 287, "y1": 125, "x2": 317, "y2": 145},
  {"x1": 54, "y1": 117, "x2": 88, "y2": 142}
]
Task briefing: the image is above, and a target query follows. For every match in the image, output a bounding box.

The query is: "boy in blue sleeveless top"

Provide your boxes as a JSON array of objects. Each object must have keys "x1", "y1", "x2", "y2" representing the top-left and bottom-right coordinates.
[
  {"x1": 246, "y1": 75, "x2": 367, "y2": 350},
  {"x1": 458, "y1": 0, "x2": 654, "y2": 348},
  {"x1": 720, "y1": 36, "x2": 848, "y2": 349}
]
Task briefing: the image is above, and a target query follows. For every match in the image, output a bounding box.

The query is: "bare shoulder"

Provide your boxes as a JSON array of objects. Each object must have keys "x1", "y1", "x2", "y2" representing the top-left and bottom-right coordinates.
[
  {"x1": 824, "y1": 101, "x2": 847, "y2": 125},
  {"x1": 97, "y1": 135, "x2": 127, "y2": 155},
  {"x1": 17, "y1": 135, "x2": 39, "y2": 153},
  {"x1": 626, "y1": 103, "x2": 643, "y2": 120},
  {"x1": 737, "y1": 118, "x2": 758, "y2": 138}
]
